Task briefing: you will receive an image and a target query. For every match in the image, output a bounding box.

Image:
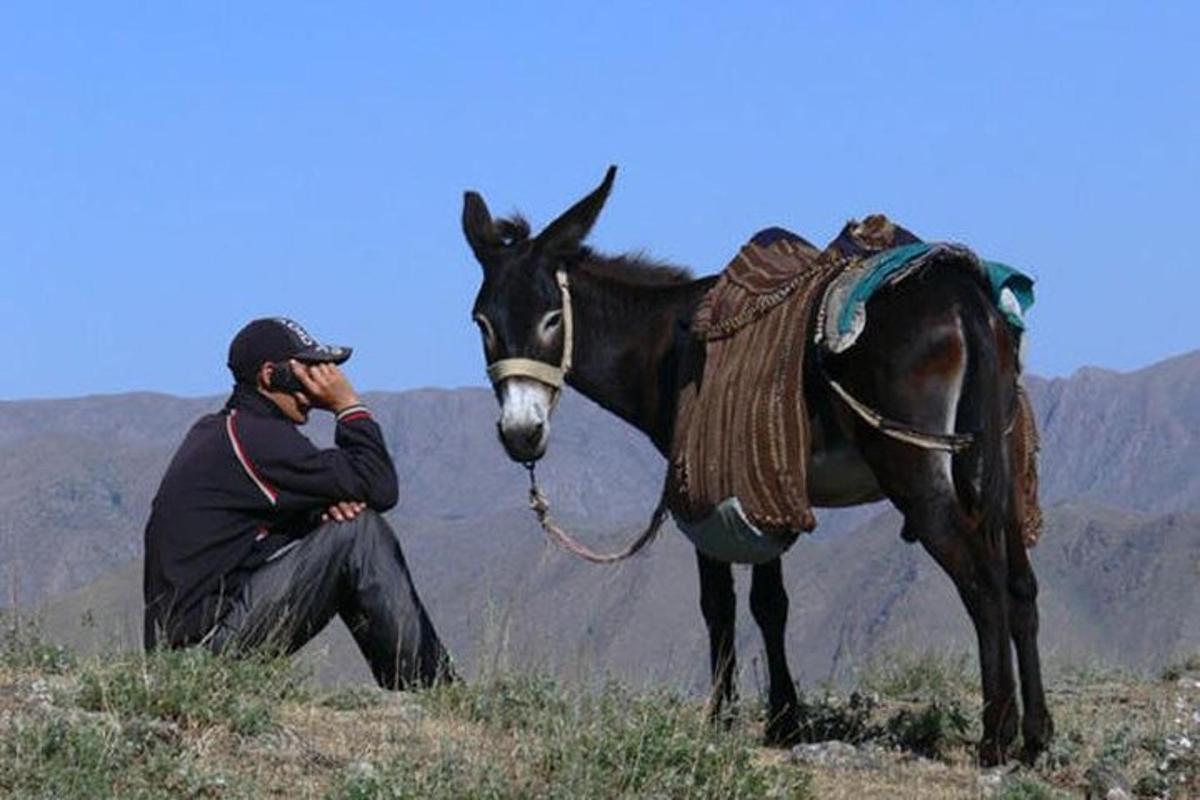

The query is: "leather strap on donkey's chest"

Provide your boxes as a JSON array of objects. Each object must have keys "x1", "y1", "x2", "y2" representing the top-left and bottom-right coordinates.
[{"x1": 486, "y1": 270, "x2": 574, "y2": 391}]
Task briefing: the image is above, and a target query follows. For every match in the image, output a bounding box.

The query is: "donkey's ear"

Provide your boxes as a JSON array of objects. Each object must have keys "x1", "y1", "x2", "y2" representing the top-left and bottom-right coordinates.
[
  {"x1": 535, "y1": 165, "x2": 617, "y2": 255},
  {"x1": 462, "y1": 190, "x2": 501, "y2": 265}
]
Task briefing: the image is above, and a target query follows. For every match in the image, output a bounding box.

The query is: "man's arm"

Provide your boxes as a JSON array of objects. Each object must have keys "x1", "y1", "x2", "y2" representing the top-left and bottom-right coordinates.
[{"x1": 233, "y1": 363, "x2": 399, "y2": 512}]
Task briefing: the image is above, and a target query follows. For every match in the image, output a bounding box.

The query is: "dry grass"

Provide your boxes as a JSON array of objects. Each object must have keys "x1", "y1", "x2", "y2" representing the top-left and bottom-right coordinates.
[
  {"x1": 1, "y1": 628, "x2": 1197, "y2": 799},
  {"x1": 791, "y1": 649, "x2": 1200, "y2": 798},
  {"x1": 0, "y1": 634, "x2": 810, "y2": 798}
]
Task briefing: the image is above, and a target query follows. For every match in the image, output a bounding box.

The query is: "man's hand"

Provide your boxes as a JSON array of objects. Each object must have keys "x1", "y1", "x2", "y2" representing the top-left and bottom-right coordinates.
[
  {"x1": 292, "y1": 361, "x2": 360, "y2": 413},
  {"x1": 322, "y1": 500, "x2": 367, "y2": 523}
]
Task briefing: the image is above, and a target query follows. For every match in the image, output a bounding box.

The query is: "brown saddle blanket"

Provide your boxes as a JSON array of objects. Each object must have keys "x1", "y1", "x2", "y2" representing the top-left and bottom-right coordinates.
[
  {"x1": 667, "y1": 214, "x2": 1043, "y2": 547},
  {"x1": 666, "y1": 228, "x2": 839, "y2": 536}
]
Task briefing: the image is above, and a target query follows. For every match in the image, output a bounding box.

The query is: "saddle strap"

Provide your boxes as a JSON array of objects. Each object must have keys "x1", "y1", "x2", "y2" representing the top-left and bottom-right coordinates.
[{"x1": 827, "y1": 378, "x2": 975, "y2": 453}]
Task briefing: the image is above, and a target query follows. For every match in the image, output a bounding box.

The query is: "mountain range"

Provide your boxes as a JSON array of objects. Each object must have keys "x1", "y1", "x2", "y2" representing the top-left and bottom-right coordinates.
[{"x1": 2, "y1": 350, "x2": 1198, "y2": 688}]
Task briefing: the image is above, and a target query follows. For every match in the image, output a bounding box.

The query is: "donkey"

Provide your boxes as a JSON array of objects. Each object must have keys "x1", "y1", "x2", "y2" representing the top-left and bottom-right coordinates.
[{"x1": 462, "y1": 167, "x2": 1052, "y2": 765}]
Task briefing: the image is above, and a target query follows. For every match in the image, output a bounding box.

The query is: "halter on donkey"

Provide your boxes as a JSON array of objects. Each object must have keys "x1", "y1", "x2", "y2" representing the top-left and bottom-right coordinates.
[{"x1": 464, "y1": 166, "x2": 1052, "y2": 766}]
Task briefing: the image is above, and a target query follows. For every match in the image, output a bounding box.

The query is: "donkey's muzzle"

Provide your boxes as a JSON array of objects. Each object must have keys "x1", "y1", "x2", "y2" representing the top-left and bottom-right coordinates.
[
  {"x1": 495, "y1": 377, "x2": 553, "y2": 463},
  {"x1": 497, "y1": 419, "x2": 547, "y2": 463}
]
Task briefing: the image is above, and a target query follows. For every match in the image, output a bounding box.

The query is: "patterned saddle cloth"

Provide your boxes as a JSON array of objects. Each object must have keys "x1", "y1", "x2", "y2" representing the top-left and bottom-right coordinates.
[{"x1": 668, "y1": 228, "x2": 839, "y2": 544}]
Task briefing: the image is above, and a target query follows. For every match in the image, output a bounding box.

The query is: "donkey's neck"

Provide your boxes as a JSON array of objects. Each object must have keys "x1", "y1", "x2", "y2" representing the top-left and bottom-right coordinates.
[{"x1": 564, "y1": 264, "x2": 712, "y2": 455}]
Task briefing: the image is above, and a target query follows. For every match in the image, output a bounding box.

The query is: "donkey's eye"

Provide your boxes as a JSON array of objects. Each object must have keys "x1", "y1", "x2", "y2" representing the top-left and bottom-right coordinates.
[
  {"x1": 540, "y1": 310, "x2": 563, "y2": 335},
  {"x1": 473, "y1": 313, "x2": 496, "y2": 352}
]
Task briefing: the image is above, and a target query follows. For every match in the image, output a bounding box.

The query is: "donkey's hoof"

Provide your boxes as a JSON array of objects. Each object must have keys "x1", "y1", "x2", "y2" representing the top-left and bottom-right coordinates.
[
  {"x1": 763, "y1": 709, "x2": 805, "y2": 748},
  {"x1": 978, "y1": 740, "x2": 1010, "y2": 768},
  {"x1": 706, "y1": 703, "x2": 739, "y2": 732},
  {"x1": 1019, "y1": 715, "x2": 1055, "y2": 765}
]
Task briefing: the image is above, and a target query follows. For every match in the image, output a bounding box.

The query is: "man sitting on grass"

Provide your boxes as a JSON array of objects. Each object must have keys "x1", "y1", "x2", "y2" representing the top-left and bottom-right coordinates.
[{"x1": 143, "y1": 317, "x2": 452, "y2": 688}]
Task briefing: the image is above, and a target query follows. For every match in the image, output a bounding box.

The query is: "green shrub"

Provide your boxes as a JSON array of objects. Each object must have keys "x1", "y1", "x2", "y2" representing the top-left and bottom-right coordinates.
[
  {"x1": 0, "y1": 715, "x2": 230, "y2": 799},
  {"x1": 1132, "y1": 771, "x2": 1169, "y2": 798},
  {"x1": 882, "y1": 698, "x2": 971, "y2": 760},
  {"x1": 74, "y1": 646, "x2": 305, "y2": 736},
  {"x1": 861, "y1": 649, "x2": 975, "y2": 701},
  {"x1": 1159, "y1": 652, "x2": 1200, "y2": 682},
  {"x1": 0, "y1": 618, "x2": 74, "y2": 674},
  {"x1": 424, "y1": 673, "x2": 571, "y2": 733},
  {"x1": 1037, "y1": 726, "x2": 1084, "y2": 770},
  {"x1": 320, "y1": 685, "x2": 385, "y2": 712},
  {"x1": 994, "y1": 775, "x2": 1072, "y2": 800},
  {"x1": 793, "y1": 690, "x2": 878, "y2": 744},
  {"x1": 1097, "y1": 723, "x2": 1139, "y2": 768}
]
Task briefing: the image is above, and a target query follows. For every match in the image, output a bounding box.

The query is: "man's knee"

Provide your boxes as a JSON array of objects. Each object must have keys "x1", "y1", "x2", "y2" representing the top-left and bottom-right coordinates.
[
  {"x1": 317, "y1": 508, "x2": 397, "y2": 553},
  {"x1": 353, "y1": 508, "x2": 394, "y2": 540}
]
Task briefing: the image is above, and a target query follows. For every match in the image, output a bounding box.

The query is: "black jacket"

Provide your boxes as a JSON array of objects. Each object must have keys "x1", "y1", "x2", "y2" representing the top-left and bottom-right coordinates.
[{"x1": 143, "y1": 385, "x2": 398, "y2": 648}]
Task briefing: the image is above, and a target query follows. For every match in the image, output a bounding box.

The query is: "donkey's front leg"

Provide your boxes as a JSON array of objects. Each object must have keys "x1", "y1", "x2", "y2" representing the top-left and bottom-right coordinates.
[
  {"x1": 696, "y1": 550, "x2": 737, "y2": 722},
  {"x1": 750, "y1": 558, "x2": 802, "y2": 746}
]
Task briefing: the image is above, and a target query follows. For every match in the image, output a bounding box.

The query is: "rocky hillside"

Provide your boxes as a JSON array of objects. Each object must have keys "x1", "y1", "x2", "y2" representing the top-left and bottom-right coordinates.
[{"x1": 1024, "y1": 350, "x2": 1200, "y2": 513}]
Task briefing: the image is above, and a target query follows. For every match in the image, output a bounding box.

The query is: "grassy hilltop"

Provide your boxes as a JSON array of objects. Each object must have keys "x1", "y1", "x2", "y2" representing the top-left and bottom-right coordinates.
[{"x1": 2, "y1": 624, "x2": 1197, "y2": 799}]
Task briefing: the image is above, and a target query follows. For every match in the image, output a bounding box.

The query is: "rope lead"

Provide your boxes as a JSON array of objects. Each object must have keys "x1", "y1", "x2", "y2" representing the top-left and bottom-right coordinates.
[{"x1": 524, "y1": 463, "x2": 667, "y2": 565}]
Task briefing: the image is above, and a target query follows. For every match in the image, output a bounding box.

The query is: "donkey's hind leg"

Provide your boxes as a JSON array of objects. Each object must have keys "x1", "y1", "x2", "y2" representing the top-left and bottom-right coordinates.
[
  {"x1": 750, "y1": 558, "x2": 802, "y2": 745},
  {"x1": 1007, "y1": 524, "x2": 1053, "y2": 761},
  {"x1": 852, "y1": 430, "x2": 1019, "y2": 763},
  {"x1": 825, "y1": 270, "x2": 1022, "y2": 762},
  {"x1": 907, "y1": 494, "x2": 1018, "y2": 765},
  {"x1": 696, "y1": 550, "x2": 738, "y2": 724}
]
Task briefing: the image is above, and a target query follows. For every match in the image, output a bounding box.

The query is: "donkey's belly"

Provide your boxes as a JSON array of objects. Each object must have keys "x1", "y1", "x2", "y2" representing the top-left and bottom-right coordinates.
[{"x1": 807, "y1": 440, "x2": 884, "y2": 507}]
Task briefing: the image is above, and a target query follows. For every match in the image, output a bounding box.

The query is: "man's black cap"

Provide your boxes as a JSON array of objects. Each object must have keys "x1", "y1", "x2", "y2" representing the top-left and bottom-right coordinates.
[{"x1": 228, "y1": 317, "x2": 352, "y2": 383}]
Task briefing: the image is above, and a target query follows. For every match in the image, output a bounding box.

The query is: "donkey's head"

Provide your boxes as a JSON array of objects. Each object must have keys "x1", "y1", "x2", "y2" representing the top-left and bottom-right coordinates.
[{"x1": 463, "y1": 166, "x2": 616, "y2": 463}]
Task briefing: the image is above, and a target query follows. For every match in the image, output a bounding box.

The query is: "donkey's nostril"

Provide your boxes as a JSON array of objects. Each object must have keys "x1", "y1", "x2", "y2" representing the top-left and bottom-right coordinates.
[{"x1": 524, "y1": 421, "x2": 545, "y2": 446}]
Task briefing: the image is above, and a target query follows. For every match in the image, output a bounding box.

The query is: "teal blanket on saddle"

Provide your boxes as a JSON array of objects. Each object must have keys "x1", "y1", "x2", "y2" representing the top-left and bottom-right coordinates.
[{"x1": 834, "y1": 242, "x2": 1035, "y2": 337}]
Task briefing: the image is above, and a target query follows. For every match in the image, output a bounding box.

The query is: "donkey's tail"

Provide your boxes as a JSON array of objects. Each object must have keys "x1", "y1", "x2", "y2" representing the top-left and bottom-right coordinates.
[{"x1": 954, "y1": 275, "x2": 1012, "y2": 553}]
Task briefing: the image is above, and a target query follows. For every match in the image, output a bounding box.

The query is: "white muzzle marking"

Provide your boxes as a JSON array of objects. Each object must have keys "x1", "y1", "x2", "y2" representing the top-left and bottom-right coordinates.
[{"x1": 498, "y1": 378, "x2": 554, "y2": 456}]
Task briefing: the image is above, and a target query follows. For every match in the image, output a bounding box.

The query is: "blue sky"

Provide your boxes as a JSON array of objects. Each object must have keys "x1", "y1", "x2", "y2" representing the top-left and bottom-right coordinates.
[{"x1": 1, "y1": 3, "x2": 1196, "y2": 399}]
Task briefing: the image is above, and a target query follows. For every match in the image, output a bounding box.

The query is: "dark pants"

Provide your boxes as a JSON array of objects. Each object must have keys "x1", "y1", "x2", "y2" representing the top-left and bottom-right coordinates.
[{"x1": 204, "y1": 511, "x2": 452, "y2": 689}]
